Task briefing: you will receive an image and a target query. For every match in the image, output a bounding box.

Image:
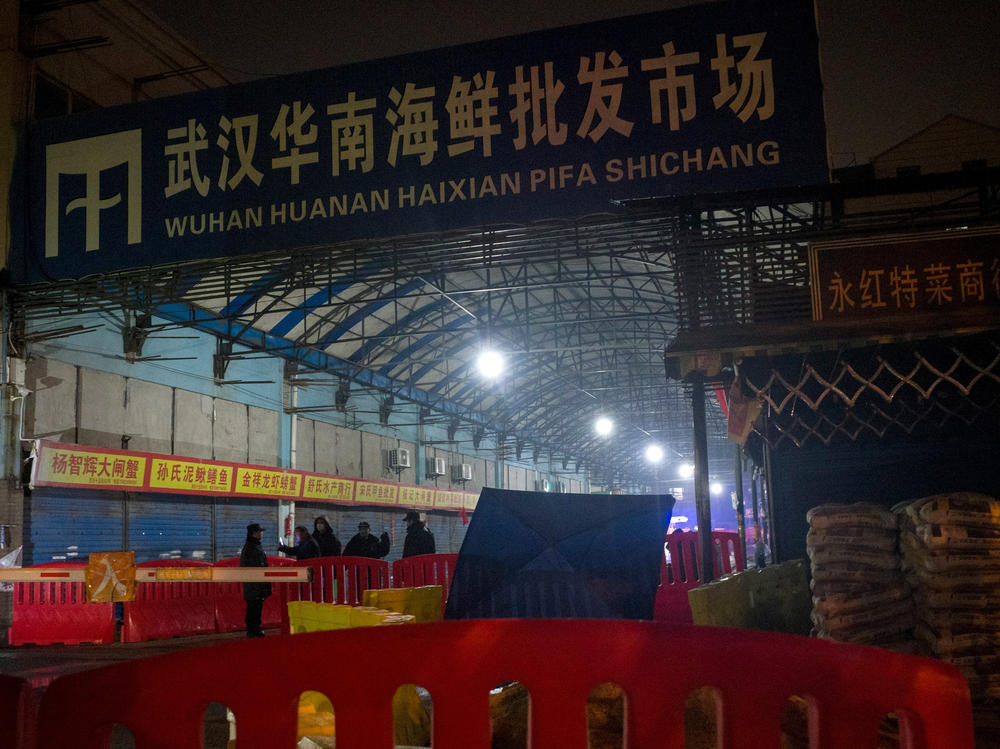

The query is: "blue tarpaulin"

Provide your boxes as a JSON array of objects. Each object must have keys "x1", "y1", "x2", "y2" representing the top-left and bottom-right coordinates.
[{"x1": 445, "y1": 489, "x2": 674, "y2": 620}]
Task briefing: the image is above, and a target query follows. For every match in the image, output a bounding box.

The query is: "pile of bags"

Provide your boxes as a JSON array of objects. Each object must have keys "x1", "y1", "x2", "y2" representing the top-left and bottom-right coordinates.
[
  {"x1": 806, "y1": 503, "x2": 915, "y2": 649},
  {"x1": 898, "y1": 492, "x2": 1000, "y2": 744}
]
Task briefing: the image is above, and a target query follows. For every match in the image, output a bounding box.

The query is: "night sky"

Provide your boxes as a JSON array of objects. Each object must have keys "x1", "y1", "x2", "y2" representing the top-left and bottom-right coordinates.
[{"x1": 137, "y1": 0, "x2": 1000, "y2": 169}]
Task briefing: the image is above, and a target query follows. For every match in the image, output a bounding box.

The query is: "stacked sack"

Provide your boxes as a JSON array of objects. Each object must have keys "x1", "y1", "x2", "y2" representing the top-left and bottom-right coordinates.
[
  {"x1": 899, "y1": 492, "x2": 1000, "y2": 745},
  {"x1": 806, "y1": 502, "x2": 915, "y2": 650}
]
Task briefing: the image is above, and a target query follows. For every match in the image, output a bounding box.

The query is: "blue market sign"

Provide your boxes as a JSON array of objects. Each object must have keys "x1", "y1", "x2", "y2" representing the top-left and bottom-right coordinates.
[{"x1": 12, "y1": 0, "x2": 828, "y2": 282}]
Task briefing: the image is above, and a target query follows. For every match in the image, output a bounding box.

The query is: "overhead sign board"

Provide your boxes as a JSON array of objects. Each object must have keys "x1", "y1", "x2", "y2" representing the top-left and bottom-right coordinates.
[
  {"x1": 12, "y1": 0, "x2": 827, "y2": 281},
  {"x1": 809, "y1": 228, "x2": 1000, "y2": 328}
]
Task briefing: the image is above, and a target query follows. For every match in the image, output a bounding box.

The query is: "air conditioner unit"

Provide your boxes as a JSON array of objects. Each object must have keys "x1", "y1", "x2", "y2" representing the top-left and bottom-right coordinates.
[
  {"x1": 388, "y1": 448, "x2": 411, "y2": 470},
  {"x1": 426, "y1": 456, "x2": 446, "y2": 477},
  {"x1": 452, "y1": 463, "x2": 473, "y2": 482}
]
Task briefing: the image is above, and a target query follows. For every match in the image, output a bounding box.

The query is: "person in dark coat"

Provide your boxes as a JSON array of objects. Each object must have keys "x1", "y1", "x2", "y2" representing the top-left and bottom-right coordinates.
[
  {"x1": 240, "y1": 522, "x2": 271, "y2": 638},
  {"x1": 279, "y1": 525, "x2": 321, "y2": 560},
  {"x1": 402, "y1": 510, "x2": 436, "y2": 558},
  {"x1": 343, "y1": 521, "x2": 391, "y2": 558},
  {"x1": 312, "y1": 516, "x2": 341, "y2": 557}
]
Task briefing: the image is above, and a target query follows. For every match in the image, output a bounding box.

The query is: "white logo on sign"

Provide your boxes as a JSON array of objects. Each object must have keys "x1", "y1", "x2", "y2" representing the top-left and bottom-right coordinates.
[{"x1": 45, "y1": 129, "x2": 143, "y2": 258}]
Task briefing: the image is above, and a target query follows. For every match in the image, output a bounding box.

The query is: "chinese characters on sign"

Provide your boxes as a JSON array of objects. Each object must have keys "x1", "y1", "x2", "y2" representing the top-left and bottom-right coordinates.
[
  {"x1": 435, "y1": 491, "x2": 466, "y2": 510},
  {"x1": 24, "y1": 1, "x2": 828, "y2": 282},
  {"x1": 809, "y1": 230, "x2": 1000, "y2": 325},
  {"x1": 399, "y1": 485, "x2": 435, "y2": 509},
  {"x1": 302, "y1": 475, "x2": 355, "y2": 503},
  {"x1": 156, "y1": 33, "x2": 778, "y2": 199},
  {"x1": 31, "y1": 440, "x2": 475, "y2": 512},
  {"x1": 355, "y1": 481, "x2": 400, "y2": 505},
  {"x1": 38, "y1": 446, "x2": 145, "y2": 488},
  {"x1": 234, "y1": 468, "x2": 301, "y2": 498},
  {"x1": 149, "y1": 458, "x2": 232, "y2": 494}
]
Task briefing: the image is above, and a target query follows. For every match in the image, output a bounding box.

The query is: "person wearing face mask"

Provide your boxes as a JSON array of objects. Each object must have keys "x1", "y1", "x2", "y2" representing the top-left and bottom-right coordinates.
[
  {"x1": 312, "y1": 515, "x2": 341, "y2": 556},
  {"x1": 343, "y1": 520, "x2": 391, "y2": 558}
]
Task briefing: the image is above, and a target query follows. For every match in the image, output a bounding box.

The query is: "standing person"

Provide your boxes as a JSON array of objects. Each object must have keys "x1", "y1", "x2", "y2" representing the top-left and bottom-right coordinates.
[
  {"x1": 402, "y1": 510, "x2": 436, "y2": 558},
  {"x1": 312, "y1": 515, "x2": 341, "y2": 557},
  {"x1": 279, "y1": 525, "x2": 321, "y2": 560},
  {"x1": 240, "y1": 523, "x2": 271, "y2": 638},
  {"x1": 343, "y1": 521, "x2": 391, "y2": 558}
]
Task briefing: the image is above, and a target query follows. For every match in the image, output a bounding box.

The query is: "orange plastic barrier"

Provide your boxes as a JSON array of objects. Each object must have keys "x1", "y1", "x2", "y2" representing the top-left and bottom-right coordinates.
[
  {"x1": 7, "y1": 562, "x2": 115, "y2": 645},
  {"x1": 121, "y1": 559, "x2": 216, "y2": 642},
  {"x1": 297, "y1": 555, "x2": 389, "y2": 606},
  {"x1": 654, "y1": 530, "x2": 747, "y2": 625},
  {"x1": 34, "y1": 620, "x2": 975, "y2": 748},
  {"x1": 213, "y1": 555, "x2": 296, "y2": 633},
  {"x1": 392, "y1": 553, "x2": 458, "y2": 604},
  {"x1": 0, "y1": 674, "x2": 35, "y2": 749}
]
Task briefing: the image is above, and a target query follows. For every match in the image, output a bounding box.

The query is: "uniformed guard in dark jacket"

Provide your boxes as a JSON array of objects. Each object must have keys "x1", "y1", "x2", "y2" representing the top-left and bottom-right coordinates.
[
  {"x1": 402, "y1": 510, "x2": 436, "y2": 557},
  {"x1": 240, "y1": 522, "x2": 271, "y2": 638},
  {"x1": 343, "y1": 521, "x2": 391, "y2": 558},
  {"x1": 279, "y1": 525, "x2": 321, "y2": 560},
  {"x1": 312, "y1": 515, "x2": 342, "y2": 556}
]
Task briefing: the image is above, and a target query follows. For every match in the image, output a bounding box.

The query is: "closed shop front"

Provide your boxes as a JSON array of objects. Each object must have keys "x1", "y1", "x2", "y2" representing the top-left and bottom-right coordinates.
[
  {"x1": 215, "y1": 497, "x2": 280, "y2": 561},
  {"x1": 127, "y1": 493, "x2": 213, "y2": 563},
  {"x1": 24, "y1": 488, "x2": 124, "y2": 566}
]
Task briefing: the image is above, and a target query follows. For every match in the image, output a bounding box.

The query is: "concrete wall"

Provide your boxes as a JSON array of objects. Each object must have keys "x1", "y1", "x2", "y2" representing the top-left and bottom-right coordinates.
[
  {"x1": 293, "y1": 417, "x2": 314, "y2": 471},
  {"x1": 248, "y1": 405, "x2": 278, "y2": 466},
  {"x1": 77, "y1": 369, "x2": 126, "y2": 449},
  {"x1": 174, "y1": 391, "x2": 213, "y2": 459},
  {"x1": 21, "y1": 358, "x2": 589, "y2": 497},
  {"x1": 213, "y1": 399, "x2": 248, "y2": 463},
  {"x1": 24, "y1": 357, "x2": 76, "y2": 442},
  {"x1": 125, "y1": 379, "x2": 172, "y2": 454}
]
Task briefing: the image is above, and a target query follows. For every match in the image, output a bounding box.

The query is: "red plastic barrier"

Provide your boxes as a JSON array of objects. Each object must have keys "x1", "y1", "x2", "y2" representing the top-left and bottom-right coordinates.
[
  {"x1": 7, "y1": 562, "x2": 115, "y2": 646},
  {"x1": 297, "y1": 555, "x2": 389, "y2": 605},
  {"x1": 713, "y1": 530, "x2": 746, "y2": 575},
  {"x1": 653, "y1": 530, "x2": 747, "y2": 625},
  {"x1": 213, "y1": 555, "x2": 296, "y2": 633},
  {"x1": 34, "y1": 620, "x2": 975, "y2": 748},
  {"x1": 0, "y1": 674, "x2": 35, "y2": 749},
  {"x1": 392, "y1": 553, "x2": 458, "y2": 604},
  {"x1": 121, "y1": 559, "x2": 216, "y2": 642}
]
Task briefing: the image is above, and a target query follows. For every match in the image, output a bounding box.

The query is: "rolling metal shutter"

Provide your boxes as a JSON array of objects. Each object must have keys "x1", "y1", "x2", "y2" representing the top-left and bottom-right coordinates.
[
  {"x1": 127, "y1": 493, "x2": 213, "y2": 563},
  {"x1": 24, "y1": 488, "x2": 124, "y2": 566},
  {"x1": 214, "y1": 497, "x2": 280, "y2": 561}
]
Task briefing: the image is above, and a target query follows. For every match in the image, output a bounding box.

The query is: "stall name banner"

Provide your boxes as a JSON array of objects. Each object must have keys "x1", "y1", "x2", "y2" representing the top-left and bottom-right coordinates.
[
  {"x1": 13, "y1": 0, "x2": 827, "y2": 282},
  {"x1": 355, "y1": 481, "x2": 400, "y2": 506},
  {"x1": 30, "y1": 440, "x2": 477, "y2": 511},
  {"x1": 301, "y1": 474, "x2": 355, "y2": 503},
  {"x1": 33, "y1": 443, "x2": 146, "y2": 489},
  {"x1": 234, "y1": 467, "x2": 301, "y2": 498},
  {"x1": 149, "y1": 457, "x2": 231, "y2": 494},
  {"x1": 809, "y1": 229, "x2": 1000, "y2": 327}
]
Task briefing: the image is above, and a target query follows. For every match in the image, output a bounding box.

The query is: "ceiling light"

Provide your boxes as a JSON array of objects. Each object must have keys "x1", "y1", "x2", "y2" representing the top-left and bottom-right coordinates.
[
  {"x1": 644, "y1": 444, "x2": 664, "y2": 463},
  {"x1": 476, "y1": 350, "x2": 504, "y2": 378},
  {"x1": 594, "y1": 416, "x2": 613, "y2": 436}
]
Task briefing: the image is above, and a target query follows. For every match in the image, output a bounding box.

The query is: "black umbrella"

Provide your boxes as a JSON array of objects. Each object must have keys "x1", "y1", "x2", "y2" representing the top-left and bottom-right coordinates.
[{"x1": 445, "y1": 488, "x2": 674, "y2": 620}]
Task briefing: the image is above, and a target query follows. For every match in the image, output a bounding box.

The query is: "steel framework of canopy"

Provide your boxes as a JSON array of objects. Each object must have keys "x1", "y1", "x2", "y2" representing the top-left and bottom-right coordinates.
[{"x1": 9, "y1": 168, "x2": 1000, "y2": 490}]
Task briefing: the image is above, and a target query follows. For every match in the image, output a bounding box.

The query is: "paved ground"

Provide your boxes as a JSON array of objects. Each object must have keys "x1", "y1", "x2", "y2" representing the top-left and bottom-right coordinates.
[
  {"x1": 0, "y1": 627, "x2": 279, "y2": 691},
  {"x1": 1, "y1": 628, "x2": 279, "y2": 748}
]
